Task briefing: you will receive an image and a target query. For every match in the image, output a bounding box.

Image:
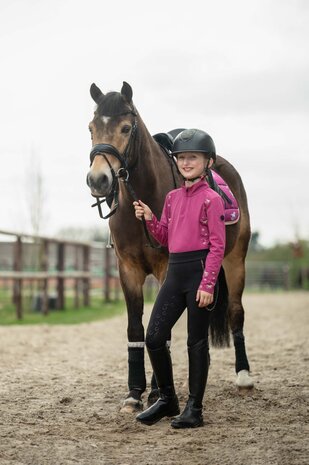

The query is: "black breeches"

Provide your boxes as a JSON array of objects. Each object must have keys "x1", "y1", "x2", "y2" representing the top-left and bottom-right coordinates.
[{"x1": 146, "y1": 250, "x2": 210, "y2": 349}]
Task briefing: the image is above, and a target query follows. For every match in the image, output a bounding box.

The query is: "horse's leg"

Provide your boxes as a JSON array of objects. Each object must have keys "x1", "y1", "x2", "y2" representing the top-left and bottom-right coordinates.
[
  {"x1": 224, "y1": 252, "x2": 254, "y2": 388},
  {"x1": 118, "y1": 263, "x2": 147, "y2": 413}
]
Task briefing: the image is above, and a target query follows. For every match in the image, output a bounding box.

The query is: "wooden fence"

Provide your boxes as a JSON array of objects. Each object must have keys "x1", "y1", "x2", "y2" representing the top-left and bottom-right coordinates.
[
  {"x1": 0, "y1": 230, "x2": 94, "y2": 319},
  {"x1": 1, "y1": 229, "x2": 306, "y2": 320}
]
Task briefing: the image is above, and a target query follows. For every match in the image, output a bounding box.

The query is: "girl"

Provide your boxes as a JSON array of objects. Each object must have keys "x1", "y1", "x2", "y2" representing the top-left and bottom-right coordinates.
[{"x1": 133, "y1": 129, "x2": 226, "y2": 428}]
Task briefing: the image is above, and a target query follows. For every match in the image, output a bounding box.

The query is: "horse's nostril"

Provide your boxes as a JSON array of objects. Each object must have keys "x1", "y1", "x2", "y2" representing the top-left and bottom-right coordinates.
[
  {"x1": 101, "y1": 174, "x2": 108, "y2": 186},
  {"x1": 87, "y1": 172, "x2": 110, "y2": 193},
  {"x1": 97, "y1": 174, "x2": 109, "y2": 190}
]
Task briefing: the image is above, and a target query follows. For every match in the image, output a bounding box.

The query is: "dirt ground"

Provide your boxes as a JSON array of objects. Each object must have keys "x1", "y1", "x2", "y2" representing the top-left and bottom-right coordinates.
[{"x1": 0, "y1": 292, "x2": 308, "y2": 465}]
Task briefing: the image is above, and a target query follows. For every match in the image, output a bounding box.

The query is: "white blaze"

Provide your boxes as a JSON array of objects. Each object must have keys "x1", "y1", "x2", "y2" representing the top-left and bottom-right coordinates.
[{"x1": 101, "y1": 116, "x2": 110, "y2": 125}]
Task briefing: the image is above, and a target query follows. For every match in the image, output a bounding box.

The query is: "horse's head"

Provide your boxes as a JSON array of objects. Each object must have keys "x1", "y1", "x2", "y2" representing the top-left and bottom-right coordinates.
[{"x1": 86, "y1": 82, "x2": 137, "y2": 198}]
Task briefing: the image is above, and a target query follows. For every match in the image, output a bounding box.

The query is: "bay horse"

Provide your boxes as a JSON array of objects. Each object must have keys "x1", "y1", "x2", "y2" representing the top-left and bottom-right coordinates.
[{"x1": 86, "y1": 82, "x2": 253, "y2": 413}]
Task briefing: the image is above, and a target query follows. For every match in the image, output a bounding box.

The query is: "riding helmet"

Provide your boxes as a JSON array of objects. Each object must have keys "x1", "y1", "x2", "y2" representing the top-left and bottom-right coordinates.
[{"x1": 172, "y1": 128, "x2": 216, "y2": 161}]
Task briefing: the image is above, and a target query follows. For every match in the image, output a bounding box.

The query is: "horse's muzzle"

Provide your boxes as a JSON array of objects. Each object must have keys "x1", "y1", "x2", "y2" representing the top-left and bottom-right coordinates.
[{"x1": 86, "y1": 171, "x2": 111, "y2": 197}]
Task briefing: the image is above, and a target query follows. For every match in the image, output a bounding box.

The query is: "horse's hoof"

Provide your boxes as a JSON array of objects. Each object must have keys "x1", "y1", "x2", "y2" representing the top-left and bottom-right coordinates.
[
  {"x1": 120, "y1": 397, "x2": 143, "y2": 414},
  {"x1": 147, "y1": 388, "x2": 160, "y2": 406},
  {"x1": 236, "y1": 369, "x2": 254, "y2": 388}
]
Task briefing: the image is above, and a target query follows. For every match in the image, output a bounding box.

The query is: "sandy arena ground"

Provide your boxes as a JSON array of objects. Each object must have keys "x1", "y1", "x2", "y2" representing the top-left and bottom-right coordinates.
[{"x1": 0, "y1": 292, "x2": 308, "y2": 465}]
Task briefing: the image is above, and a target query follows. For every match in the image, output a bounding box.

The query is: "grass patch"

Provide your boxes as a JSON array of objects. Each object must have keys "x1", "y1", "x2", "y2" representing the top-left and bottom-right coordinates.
[{"x1": 0, "y1": 296, "x2": 125, "y2": 326}]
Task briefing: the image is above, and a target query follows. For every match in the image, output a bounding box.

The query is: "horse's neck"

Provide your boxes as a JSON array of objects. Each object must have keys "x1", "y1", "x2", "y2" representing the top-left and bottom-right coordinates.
[{"x1": 120, "y1": 129, "x2": 174, "y2": 210}]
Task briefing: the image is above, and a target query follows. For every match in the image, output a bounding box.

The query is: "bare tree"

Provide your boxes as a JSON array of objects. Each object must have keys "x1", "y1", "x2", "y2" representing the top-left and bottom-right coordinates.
[
  {"x1": 24, "y1": 148, "x2": 48, "y2": 310},
  {"x1": 25, "y1": 147, "x2": 47, "y2": 236}
]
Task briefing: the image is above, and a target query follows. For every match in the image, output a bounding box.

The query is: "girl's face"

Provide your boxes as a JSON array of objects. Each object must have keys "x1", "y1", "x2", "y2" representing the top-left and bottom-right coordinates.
[{"x1": 176, "y1": 152, "x2": 212, "y2": 180}]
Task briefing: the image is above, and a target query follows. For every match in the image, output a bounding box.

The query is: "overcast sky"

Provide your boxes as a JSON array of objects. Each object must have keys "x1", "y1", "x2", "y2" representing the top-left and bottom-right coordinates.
[{"x1": 0, "y1": 0, "x2": 308, "y2": 246}]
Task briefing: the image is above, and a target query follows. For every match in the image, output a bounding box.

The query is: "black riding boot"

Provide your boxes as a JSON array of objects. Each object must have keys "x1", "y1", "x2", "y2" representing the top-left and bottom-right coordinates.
[
  {"x1": 171, "y1": 338, "x2": 209, "y2": 429},
  {"x1": 136, "y1": 345, "x2": 179, "y2": 425}
]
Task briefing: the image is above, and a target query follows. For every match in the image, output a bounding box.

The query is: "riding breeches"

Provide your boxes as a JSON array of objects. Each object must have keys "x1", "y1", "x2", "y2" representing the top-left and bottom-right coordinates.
[{"x1": 146, "y1": 250, "x2": 211, "y2": 349}]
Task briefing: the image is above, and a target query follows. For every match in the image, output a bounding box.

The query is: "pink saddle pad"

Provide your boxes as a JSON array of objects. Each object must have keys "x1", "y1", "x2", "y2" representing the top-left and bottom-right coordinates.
[{"x1": 212, "y1": 171, "x2": 240, "y2": 225}]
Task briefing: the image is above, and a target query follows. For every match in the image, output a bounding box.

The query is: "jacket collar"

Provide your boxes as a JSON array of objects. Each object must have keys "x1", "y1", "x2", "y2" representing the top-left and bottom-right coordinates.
[{"x1": 181, "y1": 176, "x2": 209, "y2": 196}]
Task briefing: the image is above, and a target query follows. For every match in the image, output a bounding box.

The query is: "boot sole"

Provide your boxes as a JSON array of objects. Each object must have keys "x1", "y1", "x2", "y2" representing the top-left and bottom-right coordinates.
[
  {"x1": 171, "y1": 419, "x2": 204, "y2": 429},
  {"x1": 137, "y1": 408, "x2": 180, "y2": 426}
]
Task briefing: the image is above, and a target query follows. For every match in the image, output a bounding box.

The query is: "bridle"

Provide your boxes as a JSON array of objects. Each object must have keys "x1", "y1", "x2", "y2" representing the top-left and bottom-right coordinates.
[
  {"x1": 89, "y1": 109, "x2": 161, "y2": 248},
  {"x1": 89, "y1": 109, "x2": 137, "y2": 219}
]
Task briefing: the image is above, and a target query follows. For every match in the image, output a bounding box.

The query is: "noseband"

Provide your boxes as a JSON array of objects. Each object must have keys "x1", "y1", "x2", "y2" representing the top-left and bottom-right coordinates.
[{"x1": 90, "y1": 143, "x2": 127, "y2": 169}]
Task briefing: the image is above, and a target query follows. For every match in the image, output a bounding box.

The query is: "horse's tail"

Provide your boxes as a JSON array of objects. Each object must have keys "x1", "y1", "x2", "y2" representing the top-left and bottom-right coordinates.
[{"x1": 209, "y1": 267, "x2": 230, "y2": 347}]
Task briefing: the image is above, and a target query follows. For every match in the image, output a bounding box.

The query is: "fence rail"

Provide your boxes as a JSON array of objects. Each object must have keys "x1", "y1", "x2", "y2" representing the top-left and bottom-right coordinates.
[{"x1": 0, "y1": 271, "x2": 91, "y2": 279}]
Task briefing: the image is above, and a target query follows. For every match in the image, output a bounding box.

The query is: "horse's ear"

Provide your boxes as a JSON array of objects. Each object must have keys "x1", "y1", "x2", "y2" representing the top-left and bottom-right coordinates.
[
  {"x1": 121, "y1": 81, "x2": 133, "y2": 103},
  {"x1": 90, "y1": 83, "x2": 104, "y2": 104}
]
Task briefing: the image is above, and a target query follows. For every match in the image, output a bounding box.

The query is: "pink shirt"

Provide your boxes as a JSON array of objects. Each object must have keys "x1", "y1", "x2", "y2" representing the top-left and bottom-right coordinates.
[{"x1": 146, "y1": 178, "x2": 226, "y2": 293}]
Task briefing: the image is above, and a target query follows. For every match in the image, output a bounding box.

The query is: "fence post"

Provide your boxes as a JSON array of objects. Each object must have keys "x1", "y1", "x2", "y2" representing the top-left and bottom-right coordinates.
[
  {"x1": 283, "y1": 264, "x2": 290, "y2": 290},
  {"x1": 74, "y1": 245, "x2": 80, "y2": 308},
  {"x1": 57, "y1": 242, "x2": 65, "y2": 309},
  {"x1": 83, "y1": 245, "x2": 90, "y2": 306},
  {"x1": 104, "y1": 247, "x2": 111, "y2": 301},
  {"x1": 41, "y1": 239, "x2": 49, "y2": 315},
  {"x1": 13, "y1": 235, "x2": 23, "y2": 319}
]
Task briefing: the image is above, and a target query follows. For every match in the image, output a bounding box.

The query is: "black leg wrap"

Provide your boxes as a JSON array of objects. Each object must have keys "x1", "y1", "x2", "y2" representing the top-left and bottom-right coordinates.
[
  {"x1": 233, "y1": 330, "x2": 250, "y2": 373},
  {"x1": 128, "y1": 347, "x2": 146, "y2": 393}
]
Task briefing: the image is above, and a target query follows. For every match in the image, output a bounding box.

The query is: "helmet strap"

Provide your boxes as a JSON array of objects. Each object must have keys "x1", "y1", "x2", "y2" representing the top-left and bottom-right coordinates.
[
  {"x1": 182, "y1": 174, "x2": 206, "y2": 184},
  {"x1": 204, "y1": 158, "x2": 211, "y2": 178},
  {"x1": 184, "y1": 175, "x2": 204, "y2": 182}
]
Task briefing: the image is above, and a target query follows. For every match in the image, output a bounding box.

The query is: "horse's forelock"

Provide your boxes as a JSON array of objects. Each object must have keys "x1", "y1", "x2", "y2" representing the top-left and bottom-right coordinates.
[{"x1": 97, "y1": 92, "x2": 129, "y2": 117}]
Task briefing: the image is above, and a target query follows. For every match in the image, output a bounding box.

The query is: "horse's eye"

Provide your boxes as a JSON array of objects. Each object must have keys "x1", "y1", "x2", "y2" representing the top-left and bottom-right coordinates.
[{"x1": 121, "y1": 125, "x2": 131, "y2": 134}]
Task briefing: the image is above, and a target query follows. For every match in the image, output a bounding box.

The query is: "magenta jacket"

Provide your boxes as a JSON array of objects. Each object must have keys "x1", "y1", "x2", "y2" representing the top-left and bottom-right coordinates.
[{"x1": 146, "y1": 178, "x2": 226, "y2": 294}]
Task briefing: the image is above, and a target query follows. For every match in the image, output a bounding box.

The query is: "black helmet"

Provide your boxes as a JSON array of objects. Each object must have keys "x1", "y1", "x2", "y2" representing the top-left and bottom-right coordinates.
[{"x1": 172, "y1": 129, "x2": 216, "y2": 161}]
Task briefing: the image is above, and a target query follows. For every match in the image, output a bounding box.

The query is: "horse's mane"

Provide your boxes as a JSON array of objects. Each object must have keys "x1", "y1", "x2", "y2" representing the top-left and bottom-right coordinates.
[{"x1": 96, "y1": 92, "x2": 131, "y2": 117}]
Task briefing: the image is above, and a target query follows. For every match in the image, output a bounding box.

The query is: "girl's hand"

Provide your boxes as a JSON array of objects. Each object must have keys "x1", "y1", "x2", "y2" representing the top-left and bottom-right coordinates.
[
  {"x1": 133, "y1": 200, "x2": 153, "y2": 221},
  {"x1": 196, "y1": 290, "x2": 213, "y2": 308}
]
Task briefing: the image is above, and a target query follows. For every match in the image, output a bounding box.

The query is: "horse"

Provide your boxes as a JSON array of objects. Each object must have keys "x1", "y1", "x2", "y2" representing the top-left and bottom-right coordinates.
[{"x1": 86, "y1": 81, "x2": 253, "y2": 413}]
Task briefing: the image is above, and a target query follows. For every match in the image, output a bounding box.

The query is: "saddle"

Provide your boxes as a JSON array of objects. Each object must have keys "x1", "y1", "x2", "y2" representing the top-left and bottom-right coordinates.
[{"x1": 153, "y1": 130, "x2": 240, "y2": 226}]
